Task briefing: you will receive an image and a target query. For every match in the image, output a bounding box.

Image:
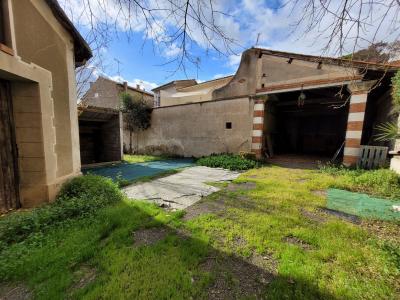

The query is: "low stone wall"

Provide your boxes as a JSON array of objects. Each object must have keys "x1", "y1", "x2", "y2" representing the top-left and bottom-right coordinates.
[{"x1": 125, "y1": 97, "x2": 254, "y2": 157}]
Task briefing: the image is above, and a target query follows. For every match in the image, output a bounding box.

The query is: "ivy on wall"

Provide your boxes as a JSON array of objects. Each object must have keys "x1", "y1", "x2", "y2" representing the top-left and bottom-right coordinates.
[
  {"x1": 392, "y1": 70, "x2": 400, "y2": 112},
  {"x1": 375, "y1": 70, "x2": 400, "y2": 142}
]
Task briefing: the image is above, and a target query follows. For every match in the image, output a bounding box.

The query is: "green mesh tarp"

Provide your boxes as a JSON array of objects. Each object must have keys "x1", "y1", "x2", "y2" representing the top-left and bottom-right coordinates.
[{"x1": 327, "y1": 189, "x2": 400, "y2": 221}]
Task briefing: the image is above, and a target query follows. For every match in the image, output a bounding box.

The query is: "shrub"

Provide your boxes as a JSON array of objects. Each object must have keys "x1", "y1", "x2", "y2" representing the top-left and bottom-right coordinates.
[
  {"x1": 0, "y1": 175, "x2": 123, "y2": 248},
  {"x1": 196, "y1": 154, "x2": 259, "y2": 171}
]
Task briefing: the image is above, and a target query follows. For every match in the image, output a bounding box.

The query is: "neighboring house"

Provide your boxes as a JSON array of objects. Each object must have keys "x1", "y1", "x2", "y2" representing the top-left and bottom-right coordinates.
[
  {"x1": 152, "y1": 79, "x2": 198, "y2": 107},
  {"x1": 80, "y1": 76, "x2": 154, "y2": 159},
  {"x1": 0, "y1": 0, "x2": 91, "y2": 211},
  {"x1": 152, "y1": 77, "x2": 233, "y2": 107},
  {"x1": 82, "y1": 76, "x2": 154, "y2": 109},
  {"x1": 136, "y1": 48, "x2": 399, "y2": 166}
]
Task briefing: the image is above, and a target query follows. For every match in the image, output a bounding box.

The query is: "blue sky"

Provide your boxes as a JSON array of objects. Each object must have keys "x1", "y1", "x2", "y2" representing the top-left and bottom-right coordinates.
[{"x1": 61, "y1": 0, "x2": 398, "y2": 93}]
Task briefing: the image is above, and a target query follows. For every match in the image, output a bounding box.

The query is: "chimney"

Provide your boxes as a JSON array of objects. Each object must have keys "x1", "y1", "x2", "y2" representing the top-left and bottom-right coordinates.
[
  {"x1": 123, "y1": 81, "x2": 128, "y2": 92},
  {"x1": 136, "y1": 84, "x2": 141, "y2": 90}
]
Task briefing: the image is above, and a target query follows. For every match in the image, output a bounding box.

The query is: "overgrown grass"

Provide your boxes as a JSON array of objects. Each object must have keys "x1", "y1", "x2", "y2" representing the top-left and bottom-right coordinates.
[
  {"x1": 123, "y1": 154, "x2": 168, "y2": 163},
  {"x1": 0, "y1": 166, "x2": 398, "y2": 299},
  {"x1": 197, "y1": 154, "x2": 259, "y2": 170},
  {"x1": 0, "y1": 175, "x2": 122, "y2": 250},
  {"x1": 319, "y1": 164, "x2": 400, "y2": 199}
]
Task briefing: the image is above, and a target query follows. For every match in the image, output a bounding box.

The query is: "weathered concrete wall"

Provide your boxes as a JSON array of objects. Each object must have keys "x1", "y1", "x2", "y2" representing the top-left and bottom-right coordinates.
[
  {"x1": 127, "y1": 98, "x2": 254, "y2": 157},
  {"x1": 213, "y1": 49, "x2": 260, "y2": 100},
  {"x1": 258, "y1": 54, "x2": 358, "y2": 90}
]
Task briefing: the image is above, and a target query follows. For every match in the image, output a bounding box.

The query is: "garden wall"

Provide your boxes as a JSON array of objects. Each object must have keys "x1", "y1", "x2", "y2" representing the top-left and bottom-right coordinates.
[{"x1": 126, "y1": 97, "x2": 254, "y2": 157}]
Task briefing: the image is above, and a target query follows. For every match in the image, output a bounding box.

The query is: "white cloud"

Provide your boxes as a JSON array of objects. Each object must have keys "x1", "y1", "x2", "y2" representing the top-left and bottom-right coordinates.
[
  {"x1": 163, "y1": 43, "x2": 181, "y2": 58},
  {"x1": 212, "y1": 73, "x2": 232, "y2": 79},
  {"x1": 227, "y1": 54, "x2": 241, "y2": 68}
]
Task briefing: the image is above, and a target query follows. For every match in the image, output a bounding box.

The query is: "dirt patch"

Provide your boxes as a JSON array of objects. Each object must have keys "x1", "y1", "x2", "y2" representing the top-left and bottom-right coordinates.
[
  {"x1": 199, "y1": 252, "x2": 277, "y2": 299},
  {"x1": 311, "y1": 190, "x2": 327, "y2": 197},
  {"x1": 283, "y1": 235, "x2": 314, "y2": 250},
  {"x1": 300, "y1": 208, "x2": 326, "y2": 224},
  {"x1": 70, "y1": 265, "x2": 97, "y2": 291},
  {"x1": 0, "y1": 283, "x2": 31, "y2": 300},
  {"x1": 296, "y1": 178, "x2": 308, "y2": 183},
  {"x1": 232, "y1": 236, "x2": 247, "y2": 248},
  {"x1": 361, "y1": 220, "x2": 400, "y2": 245},
  {"x1": 226, "y1": 182, "x2": 257, "y2": 192},
  {"x1": 224, "y1": 195, "x2": 261, "y2": 211},
  {"x1": 175, "y1": 228, "x2": 191, "y2": 240},
  {"x1": 183, "y1": 200, "x2": 225, "y2": 221},
  {"x1": 133, "y1": 227, "x2": 170, "y2": 247},
  {"x1": 319, "y1": 208, "x2": 361, "y2": 224}
]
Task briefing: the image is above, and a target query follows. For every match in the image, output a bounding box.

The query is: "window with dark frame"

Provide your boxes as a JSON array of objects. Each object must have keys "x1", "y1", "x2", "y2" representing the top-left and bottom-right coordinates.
[{"x1": 226, "y1": 122, "x2": 232, "y2": 129}]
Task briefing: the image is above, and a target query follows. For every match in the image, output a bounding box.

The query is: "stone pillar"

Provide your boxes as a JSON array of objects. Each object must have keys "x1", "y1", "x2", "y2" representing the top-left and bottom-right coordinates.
[
  {"x1": 251, "y1": 98, "x2": 265, "y2": 158},
  {"x1": 343, "y1": 81, "x2": 376, "y2": 166},
  {"x1": 390, "y1": 114, "x2": 400, "y2": 174}
]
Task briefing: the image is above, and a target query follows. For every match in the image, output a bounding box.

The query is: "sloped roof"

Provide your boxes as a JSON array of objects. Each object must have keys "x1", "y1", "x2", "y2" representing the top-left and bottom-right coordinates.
[
  {"x1": 152, "y1": 79, "x2": 198, "y2": 92},
  {"x1": 45, "y1": 0, "x2": 92, "y2": 66},
  {"x1": 257, "y1": 48, "x2": 400, "y2": 71},
  {"x1": 99, "y1": 76, "x2": 154, "y2": 96},
  {"x1": 177, "y1": 75, "x2": 233, "y2": 92}
]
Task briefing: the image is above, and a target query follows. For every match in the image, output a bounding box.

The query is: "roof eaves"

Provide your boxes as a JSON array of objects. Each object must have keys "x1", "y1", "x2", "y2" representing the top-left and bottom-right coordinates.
[
  {"x1": 257, "y1": 48, "x2": 400, "y2": 71},
  {"x1": 45, "y1": 0, "x2": 92, "y2": 67}
]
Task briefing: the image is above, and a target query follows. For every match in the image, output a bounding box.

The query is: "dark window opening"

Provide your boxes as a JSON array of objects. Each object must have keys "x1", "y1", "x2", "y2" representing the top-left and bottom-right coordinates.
[
  {"x1": 0, "y1": 1, "x2": 5, "y2": 44},
  {"x1": 226, "y1": 122, "x2": 232, "y2": 129}
]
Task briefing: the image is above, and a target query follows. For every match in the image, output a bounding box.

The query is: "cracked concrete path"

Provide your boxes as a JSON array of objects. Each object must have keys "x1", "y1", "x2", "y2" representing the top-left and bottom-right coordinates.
[{"x1": 123, "y1": 166, "x2": 240, "y2": 209}]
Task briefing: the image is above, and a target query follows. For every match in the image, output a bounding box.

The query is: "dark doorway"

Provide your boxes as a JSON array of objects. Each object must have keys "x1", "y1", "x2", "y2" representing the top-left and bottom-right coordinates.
[
  {"x1": 266, "y1": 87, "x2": 349, "y2": 160},
  {"x1": 78, "y1": 108, "x2": 122, "y2": 166},
  {"x1": 0, "y1": 80, "x2": 20, "y2": 212}
]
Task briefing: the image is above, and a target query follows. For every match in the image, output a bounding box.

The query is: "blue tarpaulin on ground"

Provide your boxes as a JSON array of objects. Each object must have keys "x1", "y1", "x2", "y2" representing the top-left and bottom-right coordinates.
[{"x1": 82, "y1": 159, "x2": 194, "y2": 182}]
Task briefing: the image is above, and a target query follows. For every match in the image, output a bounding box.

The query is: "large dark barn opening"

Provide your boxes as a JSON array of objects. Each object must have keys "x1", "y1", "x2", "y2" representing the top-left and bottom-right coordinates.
[
  {"x1": 265, "y1": 87, "x2": 350, "y2": 161},
  {"x1": 78, "y1": 107, "x2": 122, "y2": 166}
]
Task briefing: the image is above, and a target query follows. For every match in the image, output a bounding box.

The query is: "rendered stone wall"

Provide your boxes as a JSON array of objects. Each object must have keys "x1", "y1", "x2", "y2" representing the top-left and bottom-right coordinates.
[{"x1": 127, "y1": 98, "x2": 254, "y2": 157}]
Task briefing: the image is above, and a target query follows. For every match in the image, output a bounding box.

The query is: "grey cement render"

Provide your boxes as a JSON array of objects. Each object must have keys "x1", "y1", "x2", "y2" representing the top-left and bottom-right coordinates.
[
  {"x1": 126, "y1": 97, "x2": 254, "y2": 157},
  {"x1": 123, "y1": 166, "x2": 240, "y2": 209}
]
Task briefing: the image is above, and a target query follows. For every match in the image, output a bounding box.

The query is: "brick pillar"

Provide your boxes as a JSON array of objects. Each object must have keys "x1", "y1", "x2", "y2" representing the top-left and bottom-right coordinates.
[
  {"x1": 343, "y1": 81, "x2": 376, "y2": 166},
  {"x1": 251, "y1": 99, "x2": 265, "y2": 158}
]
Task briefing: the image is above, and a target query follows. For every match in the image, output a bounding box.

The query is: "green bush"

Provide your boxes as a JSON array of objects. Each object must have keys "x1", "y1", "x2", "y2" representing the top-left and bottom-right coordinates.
[
  {"x1": 196, "y1": 154, "x2": 259, "y2": 171},
  {"x1": 0, "y1": 175, "x2": 123, "y2": 249},
  {"x1": 320, "y1": 165, "x2": 400, "y2": 199}
]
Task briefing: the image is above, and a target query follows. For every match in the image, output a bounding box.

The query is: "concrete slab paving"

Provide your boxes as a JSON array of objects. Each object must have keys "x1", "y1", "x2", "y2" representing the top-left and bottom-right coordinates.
[{"x1": 123, "y1": 166, "x2": 240, "y2": 209}]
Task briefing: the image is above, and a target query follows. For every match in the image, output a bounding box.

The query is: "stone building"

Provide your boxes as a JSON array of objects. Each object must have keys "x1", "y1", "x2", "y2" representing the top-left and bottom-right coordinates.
[
  {"x1": 152, "y1": 78, "x2": 232, "y2": 107},
  {"x1": 0, "y1": 0, "x2": 92, "y2": 211},
  {"x1": 80, "y1": 76, "x2": 153, "y2": 159},
  {"x1": 136, "y1": 48, "x2": 399, "y2": 166}
]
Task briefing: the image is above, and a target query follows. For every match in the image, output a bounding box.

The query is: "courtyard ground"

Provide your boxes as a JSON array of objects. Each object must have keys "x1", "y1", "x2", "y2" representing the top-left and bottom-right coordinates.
[
  {"x1": 82, "y1": 155, "x2": 194, "y2": 185},
  {"x1": 0, "y1": 165, "x2": 399, "y2": 299},
  {"x1": 123, "y1": 166, "x2": 240, "y2": 209}
]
